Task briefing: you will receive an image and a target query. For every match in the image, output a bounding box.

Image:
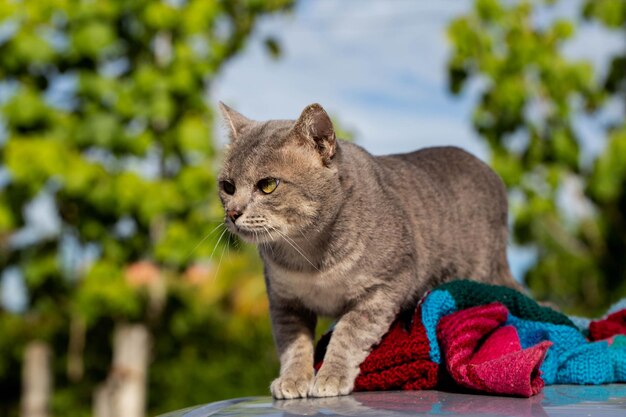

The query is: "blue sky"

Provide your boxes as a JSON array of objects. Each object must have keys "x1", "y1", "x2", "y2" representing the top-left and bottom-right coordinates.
[
  {"x1": 213, "y1": 1, "x2": 485, "y2": 156},
  {"x1": 211, "y1": 0, "x2": 624, "y2": 281}
]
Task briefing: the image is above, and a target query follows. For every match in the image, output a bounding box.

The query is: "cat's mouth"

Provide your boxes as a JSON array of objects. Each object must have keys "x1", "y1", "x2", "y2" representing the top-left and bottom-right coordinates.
[{"x1": 230, "y1": 224, "x2": 277, "y2": 244}]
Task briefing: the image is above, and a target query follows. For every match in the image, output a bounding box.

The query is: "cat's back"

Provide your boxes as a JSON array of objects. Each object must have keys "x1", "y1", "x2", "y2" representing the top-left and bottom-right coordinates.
[
  {"x1": 336, "y1": 144, "x2": 506, "y2": 206},
  {"x1": 376, "y1": 146, "x2": 506, "y2": 204},
  {"x1": 379, "y1": 146, "x2": 490, "y2": 179},
  {"x1": 372, "y1": 146, "x2": 511, "y2": 286}
]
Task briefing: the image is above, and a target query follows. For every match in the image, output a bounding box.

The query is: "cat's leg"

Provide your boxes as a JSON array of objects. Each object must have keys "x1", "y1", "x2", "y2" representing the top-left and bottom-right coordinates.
[
  {"x1": 309, "y1": 287, "x2": 401, "y2": 397},
  {"x1": 269, "y1": 297, "x2": 317, "y2": 399}
]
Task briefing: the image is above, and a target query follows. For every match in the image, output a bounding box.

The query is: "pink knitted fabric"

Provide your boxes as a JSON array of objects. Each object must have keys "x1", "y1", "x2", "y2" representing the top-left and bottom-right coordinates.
[{"x1": 437, "y1": 303, "x2": 552, "y2": 397}]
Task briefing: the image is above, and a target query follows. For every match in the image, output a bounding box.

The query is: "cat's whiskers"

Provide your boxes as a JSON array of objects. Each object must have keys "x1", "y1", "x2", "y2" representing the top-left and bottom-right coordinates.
[
  {"x1": 186, "y1": 222, "x2": 227, "y2": 260},
  {"x1": 209, "y1": 227, "x2": 230, "y2": 262},
  {"x1": 261, "y1": 225, "x2": 273, "y2": 239},
  {"x1": 279, "y1": 228, "x2": 309, "y2": 252},
  {"x1": 214, "y1": 234, "x2": 229, "y2": 281},
  {"x1": 261, "y1": 226, "x2": 276, "y2": 256},
  {"x1": 269, "y1": 226, "x2": 319, "y2": 271},
  {"x1": 295, "y1": 228, "x2": 318, "y2": 252}
]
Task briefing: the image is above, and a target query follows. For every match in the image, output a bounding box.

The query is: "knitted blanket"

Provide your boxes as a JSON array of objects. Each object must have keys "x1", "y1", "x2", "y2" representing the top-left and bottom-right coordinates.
[{"x1": 314, "y1": 280, "x2": 626, "y2": 397}]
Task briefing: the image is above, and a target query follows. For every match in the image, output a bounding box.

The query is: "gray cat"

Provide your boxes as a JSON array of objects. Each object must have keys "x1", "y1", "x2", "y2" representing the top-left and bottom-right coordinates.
[{"x1": 217, "y1": 102, "x2": 522, "y2": 399}]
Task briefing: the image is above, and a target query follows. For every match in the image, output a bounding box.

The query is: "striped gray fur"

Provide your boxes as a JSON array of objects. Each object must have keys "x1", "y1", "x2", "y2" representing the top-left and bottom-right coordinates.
[{"x1": 217, "y1": 103, "x2": 522, "y2": 398}]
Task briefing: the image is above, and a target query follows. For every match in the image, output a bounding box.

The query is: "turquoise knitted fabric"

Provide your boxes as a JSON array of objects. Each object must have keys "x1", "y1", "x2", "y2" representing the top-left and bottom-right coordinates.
[
  {"x1": 609, "y1": 336, "x2": 626, "y2": 380},
  {"x1": 421, "y1": 289, "x2": 456, "y2": 363},
  {"x1": 507, "y1": 315, "x2": 626, "y2": 384}
]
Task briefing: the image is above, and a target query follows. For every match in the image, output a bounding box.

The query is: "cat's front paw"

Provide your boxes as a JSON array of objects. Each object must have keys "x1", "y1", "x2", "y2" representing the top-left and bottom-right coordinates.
[
  {"x1": 308, "y1": 367, "x2": 354, "y2": 397},
  {"x1": 270, "y1": 373, "x2": 313, "y2": 399}
]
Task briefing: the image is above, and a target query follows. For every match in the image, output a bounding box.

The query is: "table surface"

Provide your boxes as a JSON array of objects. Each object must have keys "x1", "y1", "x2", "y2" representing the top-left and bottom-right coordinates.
[{"x1": 158, "y1": 384, "x2": 626, "y2": 417}]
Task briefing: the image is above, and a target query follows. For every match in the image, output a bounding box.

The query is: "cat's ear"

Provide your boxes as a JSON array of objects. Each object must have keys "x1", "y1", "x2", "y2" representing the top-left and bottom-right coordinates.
[
  {"x1": 219, "y1": 102, "x2": 252, "y2": 142},
  {"x1": 293, "y1": 103, "x2": 336, "y2": 165}
]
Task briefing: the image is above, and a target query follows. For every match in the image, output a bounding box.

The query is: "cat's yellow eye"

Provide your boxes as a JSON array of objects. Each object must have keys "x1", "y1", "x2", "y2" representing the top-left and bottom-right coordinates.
[{"x1": 258, "y1": 178, "x2": 279, "y2": 194}]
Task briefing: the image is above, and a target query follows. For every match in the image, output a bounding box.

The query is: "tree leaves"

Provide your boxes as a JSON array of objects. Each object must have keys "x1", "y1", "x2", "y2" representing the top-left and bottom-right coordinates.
[
  {"x1": 0, "y1": 0, "x2": 293, "y2": 414},
  {"x1": 448, "y1": 0, "x2": 626, "y2": 314}
]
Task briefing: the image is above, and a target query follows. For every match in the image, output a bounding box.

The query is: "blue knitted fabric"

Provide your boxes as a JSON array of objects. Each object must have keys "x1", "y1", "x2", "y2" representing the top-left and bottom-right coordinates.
[
  {"x1": 420, "y1": 289, "x2": 456, "y2": 363},
  {"x1": 609, "y1": 336, "x2": 626, "y2": 380}
]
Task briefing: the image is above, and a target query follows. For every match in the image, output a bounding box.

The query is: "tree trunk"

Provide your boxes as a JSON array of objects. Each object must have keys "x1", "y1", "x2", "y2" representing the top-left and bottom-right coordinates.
[
  {"x1": 67, "y1": 315, "x2": 86, "y2": 382},
  {"x1": 21, "y1": 341, "x2": 52, "y2": 417},
  {"x1": 93, "y1": 324, "x2": 151, "y2": 417}
]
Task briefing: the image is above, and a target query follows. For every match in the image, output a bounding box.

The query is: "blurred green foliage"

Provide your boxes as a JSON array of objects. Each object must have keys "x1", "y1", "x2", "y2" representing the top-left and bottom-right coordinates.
[
  {"x1": 0, "y1": 0, "x2": 292, "y2": 416},
  {"x1": 448, "y1": 0, "x2": 626, "y2": 314}
]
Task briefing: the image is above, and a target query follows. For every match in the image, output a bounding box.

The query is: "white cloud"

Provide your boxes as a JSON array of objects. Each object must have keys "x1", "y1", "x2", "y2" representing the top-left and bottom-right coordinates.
[{"x1": 211, "y1": 0, "x2": 476, "y2": 155}]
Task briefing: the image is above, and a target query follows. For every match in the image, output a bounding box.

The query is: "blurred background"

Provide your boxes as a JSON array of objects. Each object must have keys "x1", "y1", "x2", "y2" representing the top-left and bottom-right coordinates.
[{"x1": 0, "y1": 0, "x2": 624, "y2": 416}]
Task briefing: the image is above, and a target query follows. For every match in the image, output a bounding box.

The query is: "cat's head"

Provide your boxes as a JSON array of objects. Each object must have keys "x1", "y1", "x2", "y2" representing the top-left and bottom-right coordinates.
[{"x1": 217, "y1": 103, "x2": 341, "y2": 244}]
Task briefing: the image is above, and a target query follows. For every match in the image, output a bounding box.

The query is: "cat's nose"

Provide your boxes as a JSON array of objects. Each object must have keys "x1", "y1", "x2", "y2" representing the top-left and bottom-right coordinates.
[{"x1": 227, "y1": 209, "x2": 243, "y2": 222}]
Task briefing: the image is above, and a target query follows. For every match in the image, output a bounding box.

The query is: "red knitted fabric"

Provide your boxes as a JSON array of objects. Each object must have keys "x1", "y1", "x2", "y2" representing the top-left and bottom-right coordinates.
[
  {"x1": 437, "y1": 303, "x2": 551, "y2": 397},
  {"x1": 314, "y1": 308, "x2": 438, "y2": 391},
  {"x1": 589, "y1": 309, "x2": 626, "y2": 341}
]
